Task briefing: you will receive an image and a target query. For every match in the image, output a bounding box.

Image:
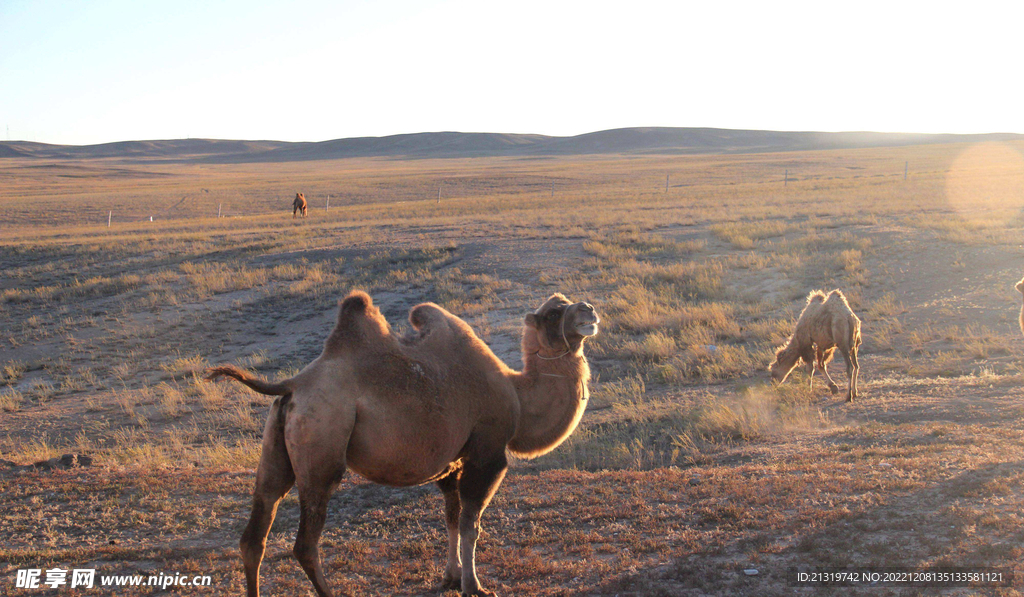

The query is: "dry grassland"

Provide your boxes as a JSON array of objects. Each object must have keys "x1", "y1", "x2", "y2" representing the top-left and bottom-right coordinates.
[{"x1": 2, "y1": 140, "x2": 1024, "y2": 595}]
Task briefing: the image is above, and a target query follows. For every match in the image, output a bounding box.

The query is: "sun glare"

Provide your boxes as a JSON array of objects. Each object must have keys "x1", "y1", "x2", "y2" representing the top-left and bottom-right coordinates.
[{"x1": 945, "y1": 142, "x2": 1024, "y2": 221}]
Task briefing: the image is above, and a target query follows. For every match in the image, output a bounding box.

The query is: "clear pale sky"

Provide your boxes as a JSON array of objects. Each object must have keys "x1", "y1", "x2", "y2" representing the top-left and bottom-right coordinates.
[{"x1": 2, "y1": 0, "x2": 1022, "y2": 146}]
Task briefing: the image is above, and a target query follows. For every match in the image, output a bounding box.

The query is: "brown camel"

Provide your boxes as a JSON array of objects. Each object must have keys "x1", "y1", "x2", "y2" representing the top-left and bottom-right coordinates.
[
  {"x1": 769, "y1": 289, "x2": 862, "y2": 401},
  {"x1": 205, "y1": 290, "x2": 599, "y2": 597},
  {"x1": 292, "y1": 193, "x2": 307, "y2": 218},
  {"x1": 1016, "y1": 277, "x2": 1024, "y2": 336}
]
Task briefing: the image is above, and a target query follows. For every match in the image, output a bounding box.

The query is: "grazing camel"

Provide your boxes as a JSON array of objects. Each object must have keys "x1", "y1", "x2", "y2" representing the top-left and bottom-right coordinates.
[
  {"x1": 769, "y1": 289, "x2": 862, "y2": 401},
  {"x1": 292, "y1": 193, "x2": 307, "y2": 218},
  {"x1": 206, "y1": 290, "x2": 599, "y2": 597},
  {"x1": 1016, "y1": 276, "x2": 1024, "y2": 336}
]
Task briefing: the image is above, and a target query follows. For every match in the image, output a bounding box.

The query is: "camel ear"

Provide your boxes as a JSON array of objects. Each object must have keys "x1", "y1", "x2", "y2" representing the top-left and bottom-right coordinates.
[{"x1": 525, "y1": 313, "x2": 539, "y2": 328}]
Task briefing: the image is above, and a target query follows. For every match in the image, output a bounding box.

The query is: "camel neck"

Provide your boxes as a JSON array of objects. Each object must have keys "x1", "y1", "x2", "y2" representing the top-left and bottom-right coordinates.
[{"x1": 507, "y1": 351, "x2": 589, "y2": 458}]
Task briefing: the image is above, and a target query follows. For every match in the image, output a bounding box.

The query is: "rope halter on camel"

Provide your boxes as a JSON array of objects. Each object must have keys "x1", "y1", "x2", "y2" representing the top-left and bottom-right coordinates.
[{"x1": 535, "y1": 305, "x2": 572, "y2": 361}]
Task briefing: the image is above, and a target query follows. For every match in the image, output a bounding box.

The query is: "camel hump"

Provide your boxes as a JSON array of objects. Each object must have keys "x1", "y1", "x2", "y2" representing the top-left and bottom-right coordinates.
[
  {"x1": 806, "y1": 290, "x2": 827, "y2": 304},
  {"x1": 327, "y1": 290, "x2": 391, "y2": 349},
  {"x1": 340, "y1": 290, "x2": 372, "y2": 316},
  {"x1": 408, "y1": 302, "x2": 449, "y2": 331},
  {"x1": 404, "y1": 302, "x2": 490, "y2": 362},
  {"x1": 824, "y1": 289, "x2": 853, "y2": 311}
]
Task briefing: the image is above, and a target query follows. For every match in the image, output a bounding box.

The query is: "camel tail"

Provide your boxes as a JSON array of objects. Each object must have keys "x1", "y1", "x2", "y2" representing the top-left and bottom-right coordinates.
[{"x1": 205, "y1": 365, "x2": 291, "y2": 396}]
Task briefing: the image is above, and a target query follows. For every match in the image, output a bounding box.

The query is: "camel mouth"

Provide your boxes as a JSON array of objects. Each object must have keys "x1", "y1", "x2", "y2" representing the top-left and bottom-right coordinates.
[
  {"x1": 564, "y1": 303, "x2": 600, "y2": 337},
  {"x1": 574, "y1": 313, "x2": 600, "y2": 337}
]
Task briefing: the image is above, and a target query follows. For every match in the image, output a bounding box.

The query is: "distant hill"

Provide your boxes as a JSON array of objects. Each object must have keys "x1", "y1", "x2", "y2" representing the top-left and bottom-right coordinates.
[
  {"x1": 0, "y1": 138, "x2": 292, "y2": 160},
  {"x1": 2, "y1": 128, "x2": 1022, "y2": 163}
]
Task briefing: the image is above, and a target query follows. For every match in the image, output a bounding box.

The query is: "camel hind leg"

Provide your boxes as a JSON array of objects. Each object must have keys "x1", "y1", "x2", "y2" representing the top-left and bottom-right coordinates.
[
  {"x1": 842, "y1": 347, "x2": 859, "y2": 402},
  {"x1": 849, "y1": 344, "x2": 860, "y2": 400},
  {"x1": 285, "y1": 411, "x2": 352, "y2": 597},
  {"x1": 293, "y1": 480, "x2": 339, "y2": 597},
  {"x1": 241, "y1": 397, "x2": 296, "y2": 597}
]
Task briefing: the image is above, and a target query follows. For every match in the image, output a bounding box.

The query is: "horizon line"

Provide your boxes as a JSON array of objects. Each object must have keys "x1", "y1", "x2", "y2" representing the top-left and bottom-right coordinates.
[{"x1": 4, "y1": 126, "x2": 1024, "y2": 148}]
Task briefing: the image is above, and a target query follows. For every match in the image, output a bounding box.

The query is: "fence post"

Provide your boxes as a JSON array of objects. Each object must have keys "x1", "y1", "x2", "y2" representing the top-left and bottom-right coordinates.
[
  {"x1": 326, "y1": 195, "x2": 330, "y2": 212},
  {"x1": 108, "y1": 211, "x2": 112, "y2": 228},
  {"x1": 218, "y1": 203, "x2": 222, "y2": 218},
  {"x1": 904, "y1": 161, "x2": 908, "y2": 180},
  {"x1": 666, "y1": 174, "x2": 669, "y2": 192},
  {"x1": 784, "y1": 169, "x2": 788, "y2": 186}
]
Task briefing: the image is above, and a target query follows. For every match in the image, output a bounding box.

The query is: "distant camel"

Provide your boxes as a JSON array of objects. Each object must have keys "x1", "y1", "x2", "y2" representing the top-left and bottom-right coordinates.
[
  {"x1": 292, "y1": 193, "x2": 307, "y2": 218},
  {"x1": 1016, "y1": 277, "x2": 1024, "y2": 336},
  {"x1": 206, "y1": 290, "x2": 600, "y2": 597},
  {"x1": 769, "y1": 289, "x2": 862, "y2": 401}
]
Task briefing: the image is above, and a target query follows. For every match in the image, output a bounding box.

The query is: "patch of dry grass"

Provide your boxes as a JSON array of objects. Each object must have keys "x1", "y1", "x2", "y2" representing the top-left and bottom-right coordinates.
[{"x1": 543, "y1": 385, "x2": 832, "y2": 471}]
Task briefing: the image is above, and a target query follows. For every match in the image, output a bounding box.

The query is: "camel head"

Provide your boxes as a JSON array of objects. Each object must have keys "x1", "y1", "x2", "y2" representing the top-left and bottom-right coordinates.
[
  {"x1": 768, "y1": 344, "x2": 800, "y2": 385},
  {"x1": 524, "y1": 293, "x2": 600, "y2": 356}
]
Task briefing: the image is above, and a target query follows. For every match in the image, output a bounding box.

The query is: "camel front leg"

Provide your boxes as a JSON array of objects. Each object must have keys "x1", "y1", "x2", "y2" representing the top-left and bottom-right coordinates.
[
  {"x1": 800, "y1": 348, "x2": 815, "y2": 390},
  {"x1": 818, "y1": 356, "x2": 840, "y2": 396},
  {"x1": 458, "y1": 456, "x2": 508, "y2": 597},
  {"x1": 436, "y1": 468, "x2": 462, "y2": 591}
]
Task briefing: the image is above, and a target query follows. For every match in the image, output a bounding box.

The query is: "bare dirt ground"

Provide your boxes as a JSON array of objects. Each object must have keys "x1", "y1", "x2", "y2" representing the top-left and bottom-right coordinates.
[{"x1": 3, "y1": 145, "x2": 1024, "y2": 595}]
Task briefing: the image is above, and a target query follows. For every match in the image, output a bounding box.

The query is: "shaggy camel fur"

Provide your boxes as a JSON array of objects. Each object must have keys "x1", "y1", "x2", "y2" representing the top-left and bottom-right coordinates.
[
  {"x1": 769, "y1": 289, "x2": 862, "y2": 401},
  {"x1": 206, "y1": 291, "x2": 599, "y2": 597},
  {"x1": 1016, "y1": 277, "x2": 1024, "y2": 336},
  {"x1": 292, "y1": 193, "x2": 307, "y2": 218}
]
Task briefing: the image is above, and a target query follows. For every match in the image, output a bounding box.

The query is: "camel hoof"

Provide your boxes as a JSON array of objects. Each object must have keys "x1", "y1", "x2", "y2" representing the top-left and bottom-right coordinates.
[
  {"x1": 462, "y1": 591, "x2": 497, "y2": 597},
  {"x1": 440, "y1": 574, "x2": 462, "y2": 591}
]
